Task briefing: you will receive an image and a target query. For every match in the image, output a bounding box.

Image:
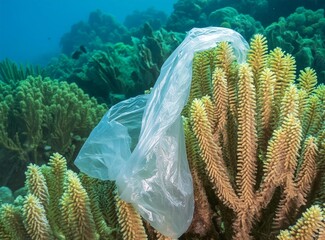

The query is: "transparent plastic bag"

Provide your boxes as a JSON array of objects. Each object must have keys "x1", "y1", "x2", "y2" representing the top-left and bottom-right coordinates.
[{"x1": 75, "y1": 27, "x2": 248, "y2": 238}]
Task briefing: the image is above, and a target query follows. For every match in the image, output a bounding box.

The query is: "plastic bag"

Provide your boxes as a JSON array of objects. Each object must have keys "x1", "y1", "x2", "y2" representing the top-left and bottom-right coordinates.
[{"x1": 75, "y1": 27, "x2": 248, "y2": 238}]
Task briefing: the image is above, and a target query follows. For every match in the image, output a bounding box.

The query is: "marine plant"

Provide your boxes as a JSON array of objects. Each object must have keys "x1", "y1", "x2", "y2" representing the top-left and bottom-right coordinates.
[{"x1": 0, "y1": 76, "x2": 106, "y2": 189}]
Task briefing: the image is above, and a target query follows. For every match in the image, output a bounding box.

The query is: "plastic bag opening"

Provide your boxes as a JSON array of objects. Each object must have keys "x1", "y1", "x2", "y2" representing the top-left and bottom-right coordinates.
[{"x1": 75, "y1": 27, "x2": 248, "y2": 238}]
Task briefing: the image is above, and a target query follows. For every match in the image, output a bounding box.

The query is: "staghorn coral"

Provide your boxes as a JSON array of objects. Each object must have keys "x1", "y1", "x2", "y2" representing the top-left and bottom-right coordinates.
[
  {"x1": 0, "y1": 75, "x2": 106, "y2": 189},
  {"x1": 184, "y1": 34, "x2": 325, "y2": 239}
]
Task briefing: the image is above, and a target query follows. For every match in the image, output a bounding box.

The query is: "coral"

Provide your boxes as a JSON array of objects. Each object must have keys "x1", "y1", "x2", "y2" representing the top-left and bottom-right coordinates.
[
  {"x1": 60, "y1": 10, "x2": 130, "y2": 55},
  {"x1": 167, "y1": 0, "x2": 323, "y2": 31},
  {"x1": 0, "y1": 76, "x2": 106, "y2": 189},
  {"x1": 47, "y1": 25, "x2": 184, "y2": 105},
  {"x1": 0, "y1": 153, "x2": 152, "y2": 239},
  {"x1": 184, "y1": 34, "x2": 325, "y2": 238},
  {"x1": 277, "y1": 204, "x2": 324, "y2": 239},
  {"x1": 0, "y1": 202, "x2": 28, "y2": 239},
  {"x1": 124, "y1": 7, "x2": 167, "y2": 30},
  {"x1": 166, "y1": 0, "x2": 208, "y2": 32},
  {"x1": 46, "y1": 48, "x2": 134, "y2": 105},
  {"x1": 265, "y1": 7, "x2": 325, "y2": 84},
  {"x1": 0, "y1": 58, "x2": 44, "y2": 84},
  {"x1": 297, "y1": 67, "x2": 317, "y2": 95},
  {"x1": 0, "y1": 187, "x2": 14, "y2": 205},
  {"x1": 115, "y1": 195, "x2": 147, "y2": 240},
  {"x1": 60, "y1": 171, "x2": 97, "y2": 239},
  {"x1": 23, "y1": 194, "x2": 53, "y2": 239},
  {"x1": 208, "y1": 7, "x2": 264, "y2": 41}
]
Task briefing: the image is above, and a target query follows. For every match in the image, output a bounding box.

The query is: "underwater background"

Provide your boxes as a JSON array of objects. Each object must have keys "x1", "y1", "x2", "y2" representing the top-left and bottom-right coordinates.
[
  {"x1": 0, "y1": 0, "x2": 325, "y2": 239},
  {"x1": 0, "y1": 0, "x2": 176, "y2": 65}
]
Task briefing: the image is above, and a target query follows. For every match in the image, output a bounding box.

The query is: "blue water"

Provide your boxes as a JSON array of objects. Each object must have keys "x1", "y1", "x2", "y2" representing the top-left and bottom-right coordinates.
[{"x1": 0, "y1": 0, "x2": 176, "y2": 65}]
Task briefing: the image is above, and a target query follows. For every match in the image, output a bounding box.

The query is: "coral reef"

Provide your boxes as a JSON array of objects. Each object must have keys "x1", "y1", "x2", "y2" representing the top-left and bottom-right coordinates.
[
  {"x1": 166, "y1": 2, "x2": 325, "y2": 85},
  {"x1": 1, "y1": 150, "x2": 323, "y2": 239},
  {"x1": 2, "y1": 1, "x2": 325, "y2": 238},
  {"x1": 208, "y1": 7, "x2": 264, "y2": 41},
  {"x1": 60, "y1": 10, "x2": 130, "y2": 55},
  {"x1": 124, "y1": 7, "x2": 167, "y2": 30},
  {"x1": 165, "y1": 0, "x2": 208, "y2": 32},
  {"x1": 0, "y1": 34, "x2": 324, "y2": 240},
  {"x1": 166, "y1": 0, "x2": 323, "y2": 31},
  {"x1": 265, "y1": 7, "x2": 325, "y2": 84},
  {"x1": 0, "y1": 76, "x2": 106, "y2": 189},
  {"x1": 47, "y1": 25, "x2": 184, "y2": 105},
  {"x1": 166, "y1": 1, "x2": 265, "y2": 40},
  {"x1": 54, "y1": 4, "x2": 325, "y2": 105}
]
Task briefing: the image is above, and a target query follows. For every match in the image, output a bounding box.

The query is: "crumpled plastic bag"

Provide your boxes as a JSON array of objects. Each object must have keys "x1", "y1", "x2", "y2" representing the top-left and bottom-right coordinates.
[{"x1": 75, "y1": 27, "x2": 248, "y2": 238}]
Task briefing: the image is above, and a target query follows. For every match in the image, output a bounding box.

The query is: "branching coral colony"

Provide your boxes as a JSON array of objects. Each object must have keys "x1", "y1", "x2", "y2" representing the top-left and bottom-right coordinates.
[
  {"x1": 0, "y1": 35, "x2": 324, "y2": 240},
  {"x1": 0, "y1": 153, "x2": 156, "y2": 240},
  {"x1": 184, "y1": 34, "x2": 325, "y2": 239}
]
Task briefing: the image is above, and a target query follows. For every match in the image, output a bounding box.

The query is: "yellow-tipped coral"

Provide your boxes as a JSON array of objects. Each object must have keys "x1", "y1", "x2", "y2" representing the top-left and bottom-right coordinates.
[
  {"x1": 247, "y1": 34, "x2": 268, "y2": 88},
  {"x1": 23, "y1": 194, "x2": 53, "y2": 240},
  {"x1": 0, "y1": 203, "x2": 27, "y2": 239},
  {"x1": 115, "y1": 195, "x2": 147, "y2": 240},
  {"x1": 0, "y1": 153, "x2": 147, "y2": 239},
  {"x1": 185, "y1": 34, "x2": 325, "y2": 239},
  {"x1": 25, "y1": 164, "x2": 49, "y2": 209},
  {"x1": 277, "y1": 205, "x2": 324, "y2": 240},
  {"x1": 298, "y1": 67, "x2": 318, "y2": 96},
  {"x1": 60, "y1": 170, "x2": 97, "y2": 240},
  {"x1": 236, "y1": 63, "x2": 257, "y2": 207}
]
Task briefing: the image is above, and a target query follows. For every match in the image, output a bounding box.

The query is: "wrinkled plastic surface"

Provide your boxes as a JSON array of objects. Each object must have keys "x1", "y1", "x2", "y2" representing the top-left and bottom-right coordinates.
[{"x1": 75, "y1": 27, "x2": 248, "y2": 238}]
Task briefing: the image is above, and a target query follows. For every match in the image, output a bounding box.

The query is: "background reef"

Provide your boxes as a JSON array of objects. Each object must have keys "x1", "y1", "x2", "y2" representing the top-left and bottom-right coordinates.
[
  {"x1": 50, "y1": 1, "x2": 325, "y2": 95},
  {"x1": 0, "y1": 0, "x2": 325, "y2": 239}
]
